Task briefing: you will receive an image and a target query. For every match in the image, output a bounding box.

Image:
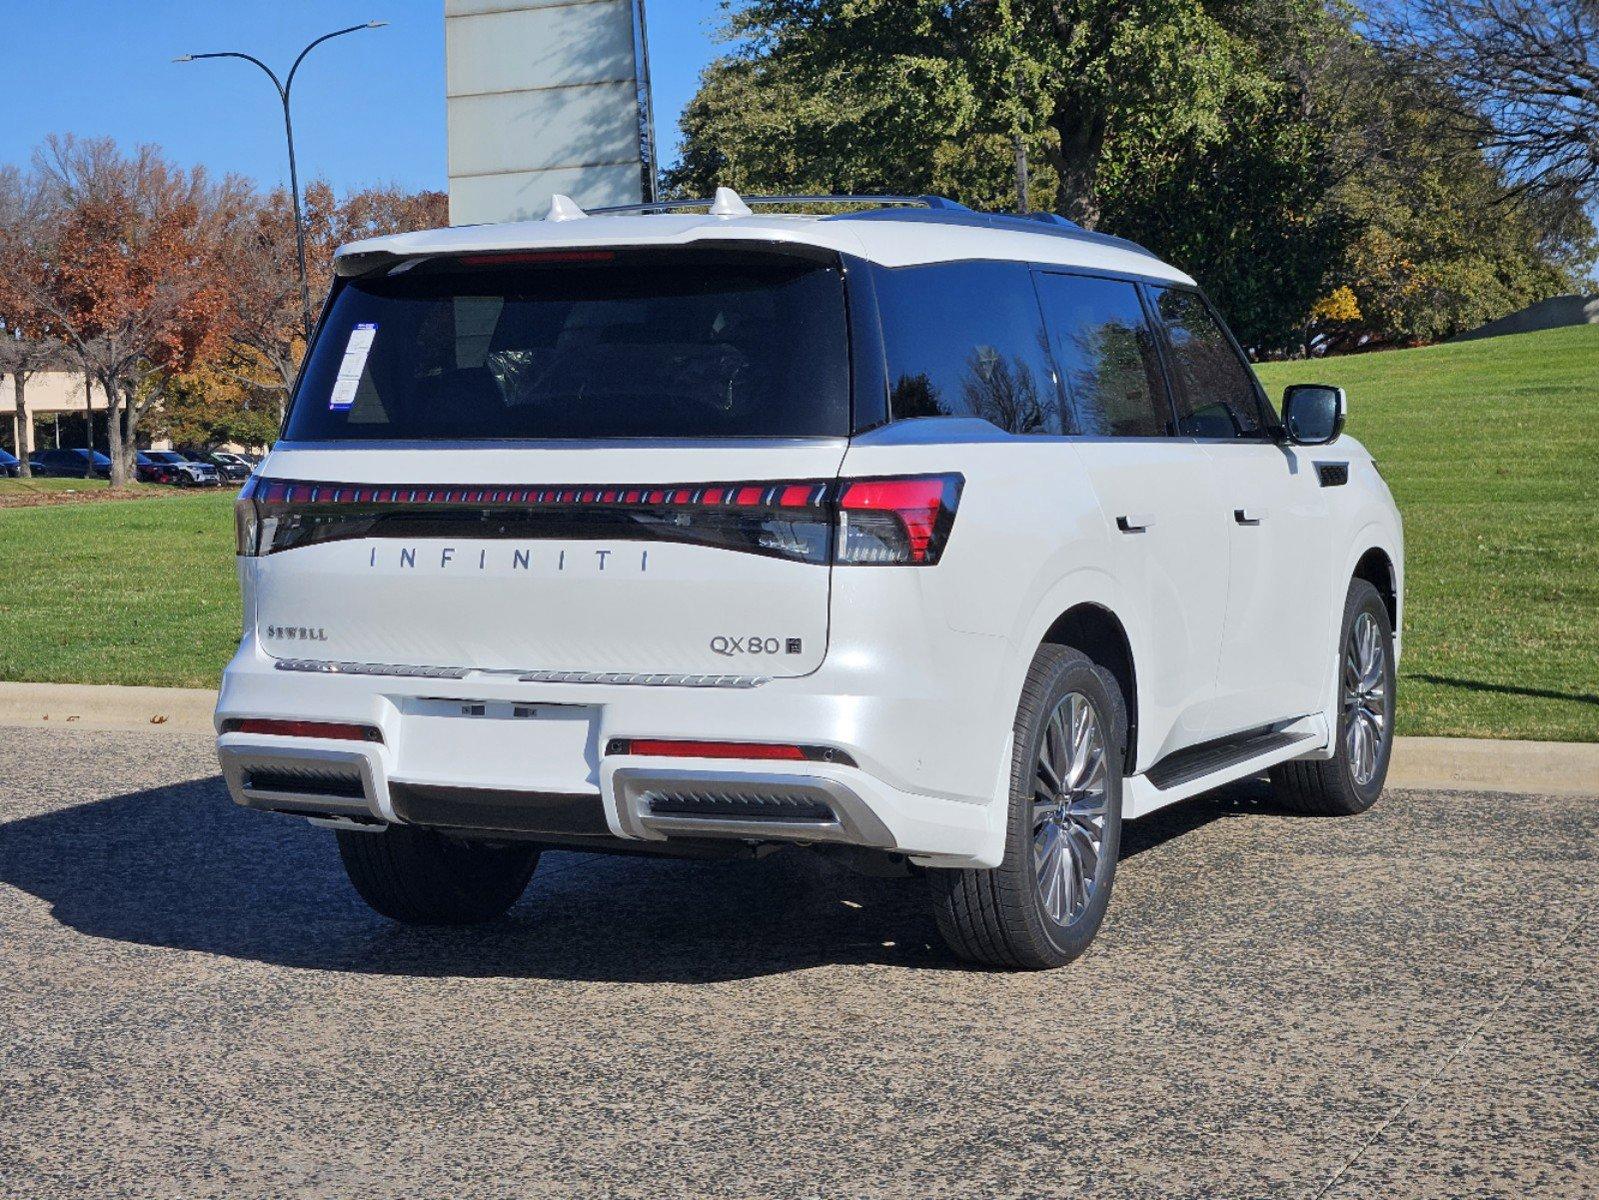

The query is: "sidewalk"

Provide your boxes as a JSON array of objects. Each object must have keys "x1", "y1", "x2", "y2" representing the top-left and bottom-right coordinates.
[{"x1": 1, "y1": 680, "x2": 1594, "y2": 797}]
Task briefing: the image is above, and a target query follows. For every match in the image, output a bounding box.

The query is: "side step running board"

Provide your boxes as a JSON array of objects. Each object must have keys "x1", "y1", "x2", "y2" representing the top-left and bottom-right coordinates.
[{"x1": 1146, "y1": 726, "x2": 1316, "y2": 791}]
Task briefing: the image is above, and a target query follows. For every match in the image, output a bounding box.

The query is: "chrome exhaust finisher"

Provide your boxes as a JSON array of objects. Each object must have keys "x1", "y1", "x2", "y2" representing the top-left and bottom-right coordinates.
[
  {"x1": 218, "y1": 741, "x2": 382, "y2": 825},
  {"x1": 609, "y1": 767, "x2": 896, "y2": 848}
]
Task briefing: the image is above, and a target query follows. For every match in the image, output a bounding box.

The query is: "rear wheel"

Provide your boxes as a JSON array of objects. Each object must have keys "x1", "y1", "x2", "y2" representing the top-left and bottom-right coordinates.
[
  {"x1": 336, "y1": 825, "x2": 539, "y2": 925},
  {"x1": 1269, "y1": 578, "x2": 1395, "y2": 815},
  {"x1": 928, "y1": 645, "x2": 1125, "y2": 969}
]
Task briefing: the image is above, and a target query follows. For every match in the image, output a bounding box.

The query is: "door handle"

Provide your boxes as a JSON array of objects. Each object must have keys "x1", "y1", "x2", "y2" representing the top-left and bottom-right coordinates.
[
  {"x1": 1234, "y1": 507, "x2": 1268, "y2": 526},
  {"x1": 1117, "y1": 513, "x2": 1155, "y2": 533}
]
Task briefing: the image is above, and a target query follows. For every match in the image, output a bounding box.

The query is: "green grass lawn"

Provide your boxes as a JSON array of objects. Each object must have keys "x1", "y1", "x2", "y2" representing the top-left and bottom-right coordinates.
[
  {"x1": 0, "y1": 476, "x2": 114, "y2": 496},
  {"x1": 0, "y1": 325, "x2": 1594, "y2": 739},
  {"x1": 1255, "y1": 324, "x2": 1598, "y2": 741},
  {"x1": 0, "y1": 491, "x2": 239, "y2": 689}
]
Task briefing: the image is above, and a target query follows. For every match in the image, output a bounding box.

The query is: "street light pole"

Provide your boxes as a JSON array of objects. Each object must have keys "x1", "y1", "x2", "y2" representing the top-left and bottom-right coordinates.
[{"x1": 175, "y1": 21, "x2": 387, "y2": 340}]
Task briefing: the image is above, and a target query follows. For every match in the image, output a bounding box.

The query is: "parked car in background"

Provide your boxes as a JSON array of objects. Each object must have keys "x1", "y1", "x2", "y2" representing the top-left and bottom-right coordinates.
[
  {"x1": 29, "y1": 448, "x2": 112, "y2": 478},
  {"x1": 203, "y1": 452, "x2": 253, "y2": 481},
  {"x1": 142, "y1": 451, "x2": 221, "y2": 486},
  {"x1": 0, "y1": 449, "x2": 20, "y2": 477},
  {"x1": 135, "y1": 451, "x2": 182, "y2": 485}
]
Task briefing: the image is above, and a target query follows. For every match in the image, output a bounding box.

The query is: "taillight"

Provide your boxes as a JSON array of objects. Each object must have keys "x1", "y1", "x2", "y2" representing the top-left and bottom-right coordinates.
[
  {"x1": 221, "y1": 717, "x2": 382, "y2": 742},
  {"x1": 835, "y1": 473, "x2": 962, "y2": 565},
  {"x1": 234, "y1": 472, "x2": 962, "y2": 565},
  {"x1": 234, "y1": 474, "x2": 261, "y2": 556}
]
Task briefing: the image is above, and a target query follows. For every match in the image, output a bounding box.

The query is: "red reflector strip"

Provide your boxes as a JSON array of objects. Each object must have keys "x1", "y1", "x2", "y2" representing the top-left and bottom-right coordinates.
[
  {"x1": 621, "y1": 739, "x2": 808, "y2": 761},
  {"x1": 226, "y1": 718, "x2": 380, "y2": 743}
]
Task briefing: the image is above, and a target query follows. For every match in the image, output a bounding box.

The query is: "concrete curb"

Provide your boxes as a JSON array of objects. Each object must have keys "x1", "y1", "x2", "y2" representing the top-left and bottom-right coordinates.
[
  {"x1": 0, "y1": 682, "x2": 218, "y2": 735},
  {"x1": 1, "y1": 680, "x2": 1594, "y2": 797},
  {"x1": 1385, "y1": 735, "x2": 1598, "y2": 798}
]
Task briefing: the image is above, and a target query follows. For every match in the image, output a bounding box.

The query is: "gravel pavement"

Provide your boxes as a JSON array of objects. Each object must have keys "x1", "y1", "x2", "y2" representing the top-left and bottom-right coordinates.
[{"x1": 1, "y1": 725, "x2": 1594, "y2": 1199}]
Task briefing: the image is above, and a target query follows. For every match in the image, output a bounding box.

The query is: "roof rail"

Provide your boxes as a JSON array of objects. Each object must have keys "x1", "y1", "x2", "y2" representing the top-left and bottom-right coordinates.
[
  {"x1": 582, "y1": 192, "x2": 969, "y2": 217},
  {"x1": 549, "y1": 185, "x2": 1153, "y2": 260}
]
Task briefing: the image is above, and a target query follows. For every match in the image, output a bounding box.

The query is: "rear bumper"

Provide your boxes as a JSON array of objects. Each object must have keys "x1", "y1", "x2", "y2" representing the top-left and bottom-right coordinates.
[{"x1": 215, "y1": 637, "x2": 1009, "y2": 867}]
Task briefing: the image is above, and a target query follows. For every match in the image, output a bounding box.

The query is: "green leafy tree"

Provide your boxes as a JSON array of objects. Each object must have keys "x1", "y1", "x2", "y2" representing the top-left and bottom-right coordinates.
[
  {"x1": 667, "y1": 0, "x2": 1352, "y2": 347},
  {"x1": 669, "y1": 0, "x2": 1593, "y2": 355}
]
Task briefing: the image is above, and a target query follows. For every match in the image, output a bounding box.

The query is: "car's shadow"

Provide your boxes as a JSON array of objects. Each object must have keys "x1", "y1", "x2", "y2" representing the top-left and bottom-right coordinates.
[{"x1": 0, "y1": 773, "x2": 1280, "y2": 983}]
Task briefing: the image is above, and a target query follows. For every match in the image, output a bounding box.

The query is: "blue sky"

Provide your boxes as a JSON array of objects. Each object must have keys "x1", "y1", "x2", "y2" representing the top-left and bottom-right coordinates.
[{"x1": 0, "y1": 0, "x2": 728, "y2": 194}]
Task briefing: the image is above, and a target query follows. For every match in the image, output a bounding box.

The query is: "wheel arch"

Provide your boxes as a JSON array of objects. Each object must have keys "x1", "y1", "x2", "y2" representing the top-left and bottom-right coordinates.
[
  {"x1": 1039, "y1": 603, "x2": 1139, "y2": 773},
  {"x1": 1352, "y1": 545, "x2": 1398, "y2": 630}
]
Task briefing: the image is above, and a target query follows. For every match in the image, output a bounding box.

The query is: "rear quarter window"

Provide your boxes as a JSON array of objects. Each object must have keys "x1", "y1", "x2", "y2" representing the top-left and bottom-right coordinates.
[
  {"x1": 1033, "y1": 272, "x2": 1172, "y2": 438},
  {"x1": 872, "y1": 261, "x2": 1063, "y2": 435}
]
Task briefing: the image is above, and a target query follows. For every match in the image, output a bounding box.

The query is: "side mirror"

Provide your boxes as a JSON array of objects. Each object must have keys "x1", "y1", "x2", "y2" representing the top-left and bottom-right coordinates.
[{"x1": 1281, "y1": 384, "x2": 1346, "y2": 445}]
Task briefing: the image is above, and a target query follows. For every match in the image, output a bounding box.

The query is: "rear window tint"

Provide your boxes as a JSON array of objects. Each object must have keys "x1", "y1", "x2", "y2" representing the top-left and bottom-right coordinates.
[
  {"x1": 284, "y1": 251, "x2": 850, "y2": 441},
  {"x1": 873, "y1": 261, "x2": 1062, "y2": 435}
]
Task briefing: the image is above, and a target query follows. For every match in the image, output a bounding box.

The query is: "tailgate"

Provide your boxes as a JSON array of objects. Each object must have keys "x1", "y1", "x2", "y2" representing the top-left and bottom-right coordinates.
[{"x1": 249, "y1": 443, "x2": 846, "y2": 679}]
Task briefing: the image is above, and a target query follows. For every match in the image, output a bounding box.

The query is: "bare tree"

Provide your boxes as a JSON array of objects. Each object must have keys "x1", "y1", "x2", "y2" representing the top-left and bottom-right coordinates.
[
  {"x1": 1372, "y1": 0, "x2": 1599, "y2": 202},
  {"x1": 0, "y1": 165, "x2": 64, "y2": 475}
]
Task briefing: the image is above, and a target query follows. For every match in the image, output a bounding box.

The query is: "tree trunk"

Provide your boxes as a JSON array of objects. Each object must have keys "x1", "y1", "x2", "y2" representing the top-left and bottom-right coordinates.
[
  {"x1": 103, "y1": 375, "x2": 127, "y2": 488},
  {"x1": 1046, "y1": 103, "x2": 1107, "y2": 229},
  {"x1": 13, "y1": 373, "x2": 31, "y2": 477},
  {"x1": 122, "y1": 391, "x2": 142, "y2": 484}
]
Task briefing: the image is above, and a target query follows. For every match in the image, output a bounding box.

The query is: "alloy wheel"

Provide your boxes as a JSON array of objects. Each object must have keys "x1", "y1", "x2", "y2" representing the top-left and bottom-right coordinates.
[
  {"x1": 1343, "y1": 610, "x2": 1388, "y2": 786},
  {"x1": 1032, "y1": 692, "x2": 1111, "y2": 925}
]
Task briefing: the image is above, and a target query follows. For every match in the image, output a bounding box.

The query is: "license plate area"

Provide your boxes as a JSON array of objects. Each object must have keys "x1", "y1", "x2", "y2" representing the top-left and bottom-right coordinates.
[{"x1": 393, "y1": 696, "x2": 600, "y2": 793}]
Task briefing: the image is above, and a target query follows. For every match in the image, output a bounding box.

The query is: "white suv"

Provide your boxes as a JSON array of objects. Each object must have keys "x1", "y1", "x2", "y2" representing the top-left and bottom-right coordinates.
[{"x1": 216, "y1": 190, "x2": 1402, "y2": 969}]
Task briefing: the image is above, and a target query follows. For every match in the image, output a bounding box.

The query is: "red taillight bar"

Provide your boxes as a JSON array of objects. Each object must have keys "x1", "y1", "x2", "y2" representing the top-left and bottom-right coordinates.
[
  {"x1": 250, "y1": 478, "x2": 830, "y2": 509},
  {"x1": 223, "y1": 718, "x2": 382, "y2": 743},
  {"x1": 242, "y1": 472, "x2": 962, "y2": 565}
]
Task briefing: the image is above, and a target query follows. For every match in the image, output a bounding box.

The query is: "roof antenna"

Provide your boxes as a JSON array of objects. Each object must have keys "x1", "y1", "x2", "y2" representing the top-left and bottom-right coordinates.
[
  {"x1": 708, "y1": 186, "x2": 753, "y2": 218},
  {"x1": 545, "y1": 194, "x2": 588, "y2": 222}
]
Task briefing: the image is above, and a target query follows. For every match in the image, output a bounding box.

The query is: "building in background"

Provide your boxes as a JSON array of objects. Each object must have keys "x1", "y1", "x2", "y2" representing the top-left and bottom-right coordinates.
[
  {"x1": 445, "y1": 0, "x2": 656, "y2": 225},
  {"x1": 2, "y1": 373, "x2": 110, "y2": 460},
  {"x1": 1, "y1": 372, "x2": 183, "y2": 459}
]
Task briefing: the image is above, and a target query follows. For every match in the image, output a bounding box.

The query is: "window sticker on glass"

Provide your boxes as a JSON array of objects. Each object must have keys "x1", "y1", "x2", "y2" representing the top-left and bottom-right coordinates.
[{"x1": 329, "y1": 322, "x2": 377, "y2": 411}]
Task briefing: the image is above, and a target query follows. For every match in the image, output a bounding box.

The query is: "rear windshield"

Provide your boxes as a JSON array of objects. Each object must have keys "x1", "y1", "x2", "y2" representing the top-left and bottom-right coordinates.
[{"x1": 284, "y1": 250, "x2": 850, "y2": 441}]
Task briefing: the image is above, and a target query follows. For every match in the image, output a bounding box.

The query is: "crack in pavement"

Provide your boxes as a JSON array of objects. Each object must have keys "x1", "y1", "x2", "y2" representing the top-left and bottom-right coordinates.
[{"x1": 1308, "y1": 896, "x2": 1596, "y2": 1199}]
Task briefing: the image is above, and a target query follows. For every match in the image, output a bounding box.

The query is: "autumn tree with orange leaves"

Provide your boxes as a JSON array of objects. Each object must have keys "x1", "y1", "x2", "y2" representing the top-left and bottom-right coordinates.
[
  {"x1": 223, "y1": 180, "x2": 445, "y2": 420},
  {"x1": 0, "y1": 135, "x2": 447, "y2": 470},
  {"x1": 5, "y1": 135, "x2": 250, "y2": 486}
]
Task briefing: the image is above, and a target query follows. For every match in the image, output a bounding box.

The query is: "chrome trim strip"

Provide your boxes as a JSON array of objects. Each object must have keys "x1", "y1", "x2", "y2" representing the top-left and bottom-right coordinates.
[
  {"x1": 274, "y1": 659, "x2": 470, "y2": 680},
  {"x1": 518, "y1": 670, "x2": 769, "y2": 689},
  {"x1": 272, "y1": 659, "x2": 769, "y2": 688}
]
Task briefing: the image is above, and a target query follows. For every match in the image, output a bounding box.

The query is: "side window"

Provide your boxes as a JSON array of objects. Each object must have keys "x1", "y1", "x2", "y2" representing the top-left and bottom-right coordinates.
[
  {"x1": 873, "y1": 261, "x2": 1062, "y2": 435},
  {"x1": 1152, "y1": 288, "x2": 1269, "y2": 439},
  {"x1": 1032, "y1": 272, "x2": 1172, "y2": 437}
]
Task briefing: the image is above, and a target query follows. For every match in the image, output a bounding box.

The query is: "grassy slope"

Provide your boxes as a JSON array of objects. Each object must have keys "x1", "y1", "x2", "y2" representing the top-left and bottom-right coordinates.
[
  {"x1": 1255, "y1": 324, "x2": 1598, "y2": 741},
  {"x1": 0, "y1": 492, "x2": 239, "y2": 689},
  {"x1": 0, "y1": 326, "x2": 1593, "y2": 739}
]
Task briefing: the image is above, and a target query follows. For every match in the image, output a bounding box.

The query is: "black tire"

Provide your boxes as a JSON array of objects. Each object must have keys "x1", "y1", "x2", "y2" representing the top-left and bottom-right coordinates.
[
  {"x1": 1269, "y1": 578, "x2": 1395, "y2": 816},
  {"x1": 928, "y1": 645, "x2": 1126, "y2": 969},
  {"x1": 336, "y1": 825, "x2": 539, "y2": 925}
]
